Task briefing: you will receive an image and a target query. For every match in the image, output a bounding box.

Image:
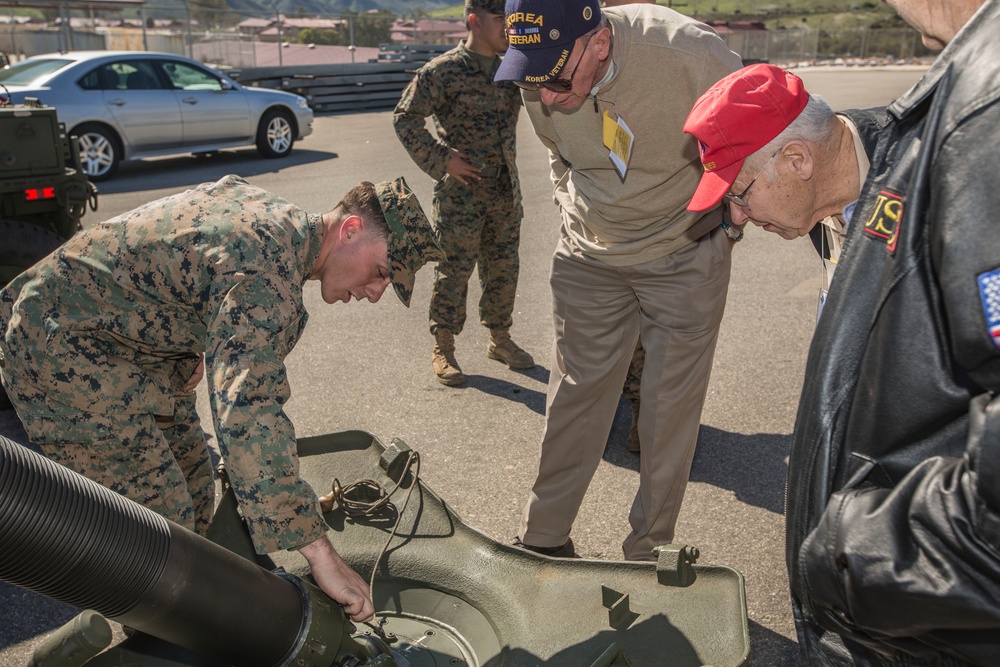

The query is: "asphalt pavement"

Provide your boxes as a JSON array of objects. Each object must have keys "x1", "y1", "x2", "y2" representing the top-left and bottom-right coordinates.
[{"x1": 0, "y1": 66, "x2": 927, "y2": 666}]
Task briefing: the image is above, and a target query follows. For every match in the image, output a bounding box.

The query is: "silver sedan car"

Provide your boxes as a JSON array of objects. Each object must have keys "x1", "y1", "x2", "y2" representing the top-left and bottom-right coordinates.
[{"x1": 0, "y1": 51, "x2": 314, "y2": 181}]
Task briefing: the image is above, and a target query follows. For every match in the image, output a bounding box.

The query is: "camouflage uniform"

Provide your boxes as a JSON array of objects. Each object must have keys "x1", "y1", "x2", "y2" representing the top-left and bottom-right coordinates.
[
  {"x1": 622, "y1": 342, "x2": 644, "y2": 452},
  {"x1": 393, "y1": 40, "x2": 523, "y2": 336},
  {"x1": 622, "y1": 344, "x2": 644, "y2": 405},
  {"x1": 0, "y1": 175, "x2": 442, "y2": 556}
]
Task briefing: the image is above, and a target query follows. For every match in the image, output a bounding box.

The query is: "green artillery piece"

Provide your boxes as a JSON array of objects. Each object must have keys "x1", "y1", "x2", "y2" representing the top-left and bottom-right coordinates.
[{"x1": 0, "y1": 431, "x2": 749, "y2": 666}]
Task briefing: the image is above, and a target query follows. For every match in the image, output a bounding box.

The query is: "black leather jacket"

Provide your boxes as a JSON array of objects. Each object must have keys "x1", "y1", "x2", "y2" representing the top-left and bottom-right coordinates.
[{"x1": 786, "y1": 2, "x2": 1000, "y2": 665}]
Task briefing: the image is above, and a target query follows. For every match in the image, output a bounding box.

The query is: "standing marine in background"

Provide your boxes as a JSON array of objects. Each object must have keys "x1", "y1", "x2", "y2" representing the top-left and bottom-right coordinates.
[{"x1": 393, "y1": 0, "x2": 533, "y2": 386}]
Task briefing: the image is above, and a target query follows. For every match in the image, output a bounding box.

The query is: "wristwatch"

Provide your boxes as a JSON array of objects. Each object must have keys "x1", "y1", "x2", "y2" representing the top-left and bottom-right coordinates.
[{"x1": 721, "y1": 220, "x2": 744, "y2": 242}]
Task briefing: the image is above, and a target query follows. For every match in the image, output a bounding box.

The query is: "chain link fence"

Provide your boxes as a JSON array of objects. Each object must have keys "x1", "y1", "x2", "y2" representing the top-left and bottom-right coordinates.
[
  {"x1": 728, "y1": 27, "x2": 932, "y2": 64},
  {"x1": 0, "y1": 4, "x2": 455, "y2": 67},
  {"x1": 0, "y1": 3, "x2": 932, "y2": 68},
  {"x1": 0, "y1": 4, "x2": 932, "y2": 114}
]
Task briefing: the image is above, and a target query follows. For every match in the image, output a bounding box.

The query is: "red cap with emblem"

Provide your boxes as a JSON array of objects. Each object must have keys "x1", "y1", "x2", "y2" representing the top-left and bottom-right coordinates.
[{"x1": 683, "y1": 64, "x2": 809, "y2": 212}]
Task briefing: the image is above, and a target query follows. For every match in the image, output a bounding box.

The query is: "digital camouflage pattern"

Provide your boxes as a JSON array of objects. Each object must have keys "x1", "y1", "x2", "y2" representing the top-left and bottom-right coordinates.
[
  {"x1": 1, "y1": 175, "x2": 329, "y2": 554},
  {"x1": 376, "y1": 176, "x2": 446, "y2": 308},
  {"x1": 623, "y1": 342, "x2": 645, "y2": 405},
  {"x1": 16, "y1": 395, "x2": 216, "y2": 535},
  {"x1": 393, "y1": 41, "x2": 525, "y2": 335}
]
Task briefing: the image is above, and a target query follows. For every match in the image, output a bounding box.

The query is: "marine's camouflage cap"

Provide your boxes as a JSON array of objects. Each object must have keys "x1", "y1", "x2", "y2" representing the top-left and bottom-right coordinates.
[
  {"x1": 465, "y1": 0, "x2": 506, "y2": 14},
  {"x1": 374, "y1": 177, "x2": 444, "y2": 307}
]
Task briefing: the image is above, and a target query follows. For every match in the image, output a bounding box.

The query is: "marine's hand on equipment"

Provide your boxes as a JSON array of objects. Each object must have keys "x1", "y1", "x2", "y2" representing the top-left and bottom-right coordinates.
[{"x1": 299, "y1": 535, "x2": 375, "y2": 622}]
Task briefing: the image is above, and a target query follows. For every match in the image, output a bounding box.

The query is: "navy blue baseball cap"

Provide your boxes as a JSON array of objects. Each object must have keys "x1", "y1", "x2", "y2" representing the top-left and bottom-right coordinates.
[{"x1": 495, "y1": 0, "x2": 602, "y2": 84}]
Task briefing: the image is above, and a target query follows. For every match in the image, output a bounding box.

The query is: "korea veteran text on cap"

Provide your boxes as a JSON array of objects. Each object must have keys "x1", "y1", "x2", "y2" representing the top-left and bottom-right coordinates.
[{"x1": 494, "y1": 0, "x2": 602, "y2": 84}]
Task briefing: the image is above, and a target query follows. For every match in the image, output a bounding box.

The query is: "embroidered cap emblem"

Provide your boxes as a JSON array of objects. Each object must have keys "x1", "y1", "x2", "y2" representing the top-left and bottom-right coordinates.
[
  {"x1": 583, "y1": 7, "x2": 593, "y2": 20},
  {"x1": 549, "y1": 29, "x2": 560, "y2": 40}
]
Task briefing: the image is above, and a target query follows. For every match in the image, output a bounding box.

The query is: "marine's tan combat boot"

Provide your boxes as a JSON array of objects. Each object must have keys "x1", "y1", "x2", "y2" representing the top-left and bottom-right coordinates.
[
  {"x1": 432, "y1": 330, "x2": 465, "y2": 386},
  {"x1": 487, "y1": 330, "x2": 534, "y2": 369},
  {"x1": 626, "y1": 399, "x2": 641, "y2": 454}
]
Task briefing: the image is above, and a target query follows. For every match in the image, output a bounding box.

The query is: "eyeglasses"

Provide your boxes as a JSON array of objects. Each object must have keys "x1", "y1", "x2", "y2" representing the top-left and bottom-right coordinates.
[
  {"x1": 515, "y1": 33, "x2": 594, "y2": 93},
  {"x1": 723, "y1": 148, "x2": 780, "y2": 210}
]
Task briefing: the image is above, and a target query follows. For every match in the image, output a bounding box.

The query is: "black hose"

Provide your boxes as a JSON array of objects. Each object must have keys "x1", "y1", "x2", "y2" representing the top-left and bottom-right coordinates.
[{"x1": 0, "y1": 434, "x2": 307, "y2": 666}]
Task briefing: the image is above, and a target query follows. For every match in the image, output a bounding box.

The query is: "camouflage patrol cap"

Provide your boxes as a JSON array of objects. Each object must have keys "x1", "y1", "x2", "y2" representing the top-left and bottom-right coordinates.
[
  {"x1": 374, "y1": 177, "x2": 444, "y2": 308},
  {"x1": 466, "y1": 0, "x2": 506, "y2": 14}
]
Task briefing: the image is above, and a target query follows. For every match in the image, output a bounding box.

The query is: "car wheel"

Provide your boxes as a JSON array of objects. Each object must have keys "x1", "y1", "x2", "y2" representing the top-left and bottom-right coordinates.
[
  {"x1": 256, "y1": 109, "x2": 295, "y2": 159},
  {"x1": 74, "y1": 123, "x2": 121, "y2": 181}
]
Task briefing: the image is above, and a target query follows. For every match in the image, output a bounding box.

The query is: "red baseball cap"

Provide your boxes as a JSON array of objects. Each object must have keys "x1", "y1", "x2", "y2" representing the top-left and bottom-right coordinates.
[{"x1": 683, "y1": 64, "x2": 809, "y2": 212}]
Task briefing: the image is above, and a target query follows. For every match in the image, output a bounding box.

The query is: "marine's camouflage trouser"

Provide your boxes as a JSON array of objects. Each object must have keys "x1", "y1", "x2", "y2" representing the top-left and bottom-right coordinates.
[
  {"x1": 8, "y1": 388, "x2": 215, "y2": 535},
  {"x1": 623, "y1": 342, "x2": 645, "y2": 405},
  {"x1": 430, "y1": 171, "x2": 523, "y2": 336}
]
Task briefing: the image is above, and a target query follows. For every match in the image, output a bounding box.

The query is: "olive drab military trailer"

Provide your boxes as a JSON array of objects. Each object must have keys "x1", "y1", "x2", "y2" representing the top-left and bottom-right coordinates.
[
  {"x1": 0, "y1": 431, "x2": 750, "y2": 667},
  {"x1": 0, "y1": 97, "x2": 97, "y2": 289}
]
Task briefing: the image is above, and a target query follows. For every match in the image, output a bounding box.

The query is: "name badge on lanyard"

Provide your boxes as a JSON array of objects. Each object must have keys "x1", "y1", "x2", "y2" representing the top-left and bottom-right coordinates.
[{"x1": 602, "y1": 111, "x2": 634, "y2": 180}]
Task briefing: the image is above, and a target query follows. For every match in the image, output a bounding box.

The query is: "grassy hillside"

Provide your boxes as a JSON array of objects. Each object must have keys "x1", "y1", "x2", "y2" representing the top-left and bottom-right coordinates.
[
  {"x1": 429, "y1": 0, "x2": 909, "y2": 31},
  {"x1": 6, "y1": 0, "x2": 910, "y2": 32}
]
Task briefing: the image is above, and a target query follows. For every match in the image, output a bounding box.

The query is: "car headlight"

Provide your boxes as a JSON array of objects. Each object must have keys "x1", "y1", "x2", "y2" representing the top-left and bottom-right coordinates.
[{"x1": 295, "y1": 96, "x2": 309, "y2": 109}]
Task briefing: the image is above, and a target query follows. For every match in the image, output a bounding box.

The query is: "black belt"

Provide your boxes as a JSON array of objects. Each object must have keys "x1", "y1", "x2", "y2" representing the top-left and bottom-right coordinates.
[{"x1": 478, "y1": 165, "x2": 508, "y2": 178}]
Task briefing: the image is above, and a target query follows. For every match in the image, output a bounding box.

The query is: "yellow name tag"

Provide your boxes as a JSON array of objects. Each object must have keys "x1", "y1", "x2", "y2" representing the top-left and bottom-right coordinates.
[{"x1": 602, "y1": 111, "x2": 634, "y2": 179}]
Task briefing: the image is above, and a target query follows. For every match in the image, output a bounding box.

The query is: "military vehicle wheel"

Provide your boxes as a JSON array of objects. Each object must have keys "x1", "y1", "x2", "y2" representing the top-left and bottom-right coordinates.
[
  {"x1": 0, "y1": 218, "x2": 65, "y2": 288},
  {"x1": 255, "y1": 109, "x2": 295, "y2": 158},
  {"x1": 0, "y1": 218, "x2": 65, "y2": 411},
  {"x1": 74, "y1": 123, "x2": 121, "y2": 182}
]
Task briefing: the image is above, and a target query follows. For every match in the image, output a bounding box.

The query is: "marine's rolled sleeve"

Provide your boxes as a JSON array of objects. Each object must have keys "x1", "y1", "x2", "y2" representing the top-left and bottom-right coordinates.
[
  {"x1": 206, "y1": 271, "x2": 324, "y2": 554},
  {"x1": 394, "y1": 69, "x2": 453, "y2": 181}
]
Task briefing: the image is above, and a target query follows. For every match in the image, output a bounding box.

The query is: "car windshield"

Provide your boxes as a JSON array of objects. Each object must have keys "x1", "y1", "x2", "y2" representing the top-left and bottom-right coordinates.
[{"x1": 0, "y1": 58, "x2": 74, "y2": 85}]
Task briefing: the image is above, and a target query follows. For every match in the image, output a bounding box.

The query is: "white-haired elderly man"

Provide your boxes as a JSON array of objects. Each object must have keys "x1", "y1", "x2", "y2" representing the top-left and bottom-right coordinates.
[
  {"x1": 683, "y1": 63, "x2": 887, "y2": 308},
  {"x1": 775, "y1": 0, "x2": 999, "y2": 664}
]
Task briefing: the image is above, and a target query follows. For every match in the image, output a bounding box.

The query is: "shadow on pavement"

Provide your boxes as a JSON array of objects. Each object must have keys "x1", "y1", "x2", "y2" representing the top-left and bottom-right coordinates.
[
  {"x1": 96, "y1": 148, "x2": 338, "y2": 195},
  {"x1": 688, "y1": 426, "x2": 791, "y2": 516},
  {"x1": 748, "y1": 619, "x2": 801, "y2": 666},
  {"x1": 601, "y1": 403, "x2": 791, "y2": 516},
  {"x1": 0, "y1": 582, "x2": 78, "y2": 649},
  {"x1": 462, "y1": 373, "x2": 547, "y2": 416}
]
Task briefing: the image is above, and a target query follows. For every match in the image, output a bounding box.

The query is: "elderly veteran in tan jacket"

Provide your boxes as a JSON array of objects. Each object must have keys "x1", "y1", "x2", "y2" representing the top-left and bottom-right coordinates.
[
  {"x1": 0, "y1": 175, "x2": 442, "y2": 621},
  {"x1": 495, "y1": 0, "x2": 742, "y2": 560}
]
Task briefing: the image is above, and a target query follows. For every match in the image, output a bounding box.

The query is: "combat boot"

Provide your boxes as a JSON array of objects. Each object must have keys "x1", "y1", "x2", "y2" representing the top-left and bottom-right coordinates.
[
  {"x1": 487, "y1": 329, "x2": 534, "y2": 369},
  {"x1": 432, "y1": 330, "x2": 465, "y2": 386},
  {"x1": 626, "y1": 399, "x2": 641, "y2": 454}
]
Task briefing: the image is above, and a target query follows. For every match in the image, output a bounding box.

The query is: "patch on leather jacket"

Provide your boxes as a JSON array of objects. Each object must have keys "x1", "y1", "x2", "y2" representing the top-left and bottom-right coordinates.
[
  {"x1": 861, "y1": 189, "x2": 902, "y2": 252},
  {"x1": 978, "y1": 268, "x2": 1000, "y2": 349}
]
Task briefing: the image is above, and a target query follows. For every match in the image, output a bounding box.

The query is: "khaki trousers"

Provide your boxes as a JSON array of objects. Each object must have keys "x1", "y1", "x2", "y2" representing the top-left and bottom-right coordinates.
[{"x1": 520, "y1": 227, "x2": 730, "y2": 560}]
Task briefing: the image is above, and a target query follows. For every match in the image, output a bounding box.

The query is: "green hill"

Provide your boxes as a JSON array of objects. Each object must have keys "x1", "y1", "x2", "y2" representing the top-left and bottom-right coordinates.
[
  {"x1": 15, "y1": 0, "x2": 910, "y2": 32},
  {"x1": 428, "y1": 0, "x2": 909, "y2": 30}
]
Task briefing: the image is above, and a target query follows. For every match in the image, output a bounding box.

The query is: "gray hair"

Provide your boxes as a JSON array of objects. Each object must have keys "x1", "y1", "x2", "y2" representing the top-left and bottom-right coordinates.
[{"x1": 748, "y1": 94, "x2": 836, "y2": 176}]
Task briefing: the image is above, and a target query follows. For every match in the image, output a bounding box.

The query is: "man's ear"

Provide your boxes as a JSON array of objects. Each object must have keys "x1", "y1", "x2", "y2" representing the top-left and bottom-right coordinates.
[
  {"x1": 593, "y1": 27, "x2": 612, "y2": 60},
  {"x1": 783, "y1": 141, "x2": 814, "y2": 181},
  {"x1": 339, "y1": 215, "x2": 364, "y2": 243}
]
